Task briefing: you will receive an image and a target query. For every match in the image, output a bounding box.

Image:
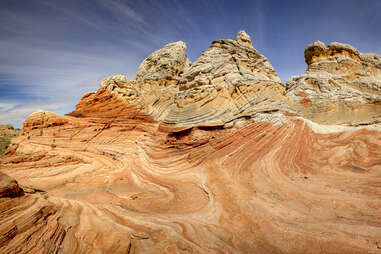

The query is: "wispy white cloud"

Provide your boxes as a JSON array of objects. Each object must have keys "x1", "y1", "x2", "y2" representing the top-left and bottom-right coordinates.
[
  {"x1": 0, "y1": 1, "x2": 164, "y2": 128},
  {"x1": 0, "y1": 39, "x2": 136, "y2": 96},
  {"x1": 0, "y1": 103, "x2": 15, "y2": 112},
  {"x1": 99, "y1": 0, "x2": 146, "y2": 25},
  {"x1": 0, "y1": 100, "x2": 76, "y2": 128},
  {"x1": 0, "y1": 0, "x2": 380, "y2": 128}
]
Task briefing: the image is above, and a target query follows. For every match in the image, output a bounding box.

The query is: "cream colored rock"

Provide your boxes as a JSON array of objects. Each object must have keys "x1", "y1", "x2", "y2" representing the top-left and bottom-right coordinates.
[
  {"x1": 100, "y1": 74, "x2": 127, "y2": 89},
  {"x1": 287, "y1": 41, "x2": 381, "y2": 125},
  {"x1": 136, "y1": 41, "x2": 190, "y2": 82},
  {"x1": 161, "y1": 30, "x2": 289, "y2": 126},
  {"x1": 237, "y1": 30, "x2": 253, "y2": 46},
  {"x1": 85, "y1": 31, "x2": 291, "y2": 127}
]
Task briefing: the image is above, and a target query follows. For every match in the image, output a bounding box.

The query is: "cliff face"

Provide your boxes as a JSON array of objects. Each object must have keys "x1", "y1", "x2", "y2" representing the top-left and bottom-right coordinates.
[{"x1": 1, "y1": 31, "x2": 381, "y2": 254}]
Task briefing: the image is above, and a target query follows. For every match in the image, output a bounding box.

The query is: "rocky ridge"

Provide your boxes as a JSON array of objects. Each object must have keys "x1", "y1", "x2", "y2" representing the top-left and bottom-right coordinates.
[
  {"x1": 1, "y1": 31, "x2": 381, "y2": 253},
  {"x1": 72, "y1": 31, "x2": 290, "y2": 127}
]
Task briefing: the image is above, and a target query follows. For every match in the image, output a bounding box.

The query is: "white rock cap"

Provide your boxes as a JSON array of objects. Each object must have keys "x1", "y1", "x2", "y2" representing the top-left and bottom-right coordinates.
[{"x1": 237, "y1": 30, "x2": 252, "y2": 46}]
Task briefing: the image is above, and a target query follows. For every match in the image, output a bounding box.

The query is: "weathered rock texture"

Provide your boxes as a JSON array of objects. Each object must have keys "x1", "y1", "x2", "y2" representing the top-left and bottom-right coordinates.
[
  {"x1": 0, "y1": 172, "x2": 21, "y2": 198},
  {"x1": 287, "y1": 41, "x2": 381, "y2": 125},
  {"x1": 136, "y1": 41, "x2": 190, "y2": 82},
  {"x1": 1, "y1": 31, "x2": 381, "y2": 254},
  {"x1": 72, "y1": 31, "x2": 289, "y2": 127}
]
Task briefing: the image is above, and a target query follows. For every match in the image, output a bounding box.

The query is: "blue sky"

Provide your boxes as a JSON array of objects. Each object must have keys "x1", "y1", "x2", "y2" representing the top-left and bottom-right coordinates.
[{"x1": 1, "y1": 0, "x2": 380, "y2": 128}]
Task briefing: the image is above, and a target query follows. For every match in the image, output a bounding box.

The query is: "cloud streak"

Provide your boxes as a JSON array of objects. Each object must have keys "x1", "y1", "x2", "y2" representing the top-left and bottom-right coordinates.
[
  {"x1": 0, "y1": 0, "x2": 380, "y2": 128},
  {"x1": 0, "y1": 100, "x2": 76, "y2": 128}
]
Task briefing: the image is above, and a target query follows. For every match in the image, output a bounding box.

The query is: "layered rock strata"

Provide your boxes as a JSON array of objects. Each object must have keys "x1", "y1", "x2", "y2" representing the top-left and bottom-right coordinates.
[
  {"x1": 72, "y1": 31, "x2": 290, "y2": 127},
  {"x1": 1, "y1": 31, "x2": 381, "y2": 253},
  {"x1": 287, "y1": 41, "x2": 381, "y2": 125}
]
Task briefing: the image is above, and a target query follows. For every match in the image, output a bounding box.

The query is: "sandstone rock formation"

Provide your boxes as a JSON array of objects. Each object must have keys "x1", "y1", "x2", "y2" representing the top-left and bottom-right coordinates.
[
  {"x1": 136, "y1": 41, "x2": 190, "y2": 82},
  {"x1": 1, "y1": 31, "x2": 381, "y2": 253},
  {"x1": 72, "y1": 30, "x2": 289, "y2": 127},
  {"x1": 0, "y1": 172, "x2": 21, "y2": 198},
  {"x1": 287, "y1": 41, "x2": 381, "y2": 125}
]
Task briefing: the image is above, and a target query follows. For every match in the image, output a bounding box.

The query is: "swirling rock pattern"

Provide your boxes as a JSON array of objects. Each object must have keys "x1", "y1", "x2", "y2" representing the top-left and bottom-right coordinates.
[{"x1": 1, "y1": 31, "x2": 381, "y2": 253}]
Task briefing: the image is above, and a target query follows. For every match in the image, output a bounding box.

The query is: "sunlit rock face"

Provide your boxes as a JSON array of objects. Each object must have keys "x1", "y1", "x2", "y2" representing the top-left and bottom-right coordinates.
[
  {"x1": 136, "y1": 41, "x2": 190, "y2": 82},
  {"x1": 1, "y1": 31, "x2": 381, "y2": 254},
  {"x1": 287, "y1": 41, "x2": 381, "y2": 125},
  {"x1": 71, "y1": 31, "x2": 290, "y2": 127}
]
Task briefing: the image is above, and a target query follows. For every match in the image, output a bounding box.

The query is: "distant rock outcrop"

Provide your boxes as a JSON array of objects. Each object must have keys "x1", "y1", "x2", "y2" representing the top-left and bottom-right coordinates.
[
  {"x1": 1, "y1": 31, "x2": 381, "y2": 254},
  {"x1": 287, "y1": 41, "x2": 381, "y2": 125}
]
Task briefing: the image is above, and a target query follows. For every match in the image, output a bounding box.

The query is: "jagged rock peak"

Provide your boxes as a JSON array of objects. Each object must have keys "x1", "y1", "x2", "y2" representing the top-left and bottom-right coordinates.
[
  {"x1": 69, "y1": 30, "x2": 290, "y2": 127},
  {"x1": 179, "y1": 30, "x2": 281, "y2": 91},
  {"x1": 160, "y1": 30, "x2": 290, "y2": 126},
  {"x1": 136, "y1": 41, "x2": 191, "y2": 83},
  {"x1": 236, "y1": 30, "x2": 252, "y2": 47}
]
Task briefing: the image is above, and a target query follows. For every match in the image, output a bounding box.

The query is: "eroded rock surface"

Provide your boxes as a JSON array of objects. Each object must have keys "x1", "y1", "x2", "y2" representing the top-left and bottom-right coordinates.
[
  {"x1": 0, "y1": 172, "x2": 21, "y2": 198},
  {"x1": 136, "y1": 41, "x2": 190, "y2": 82},
  {"x1": 1, "y1": 31, "x2": 381, "y2": 254},
  {"x1": 73, "y1": 31, "x2": 290, "y2": 127},
  {"x1": 287, "y1": 41, "x2": 381, "y2": 125},
  {"x1": 169, "y1": 30, "x2": 289, "y2": 126}
]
